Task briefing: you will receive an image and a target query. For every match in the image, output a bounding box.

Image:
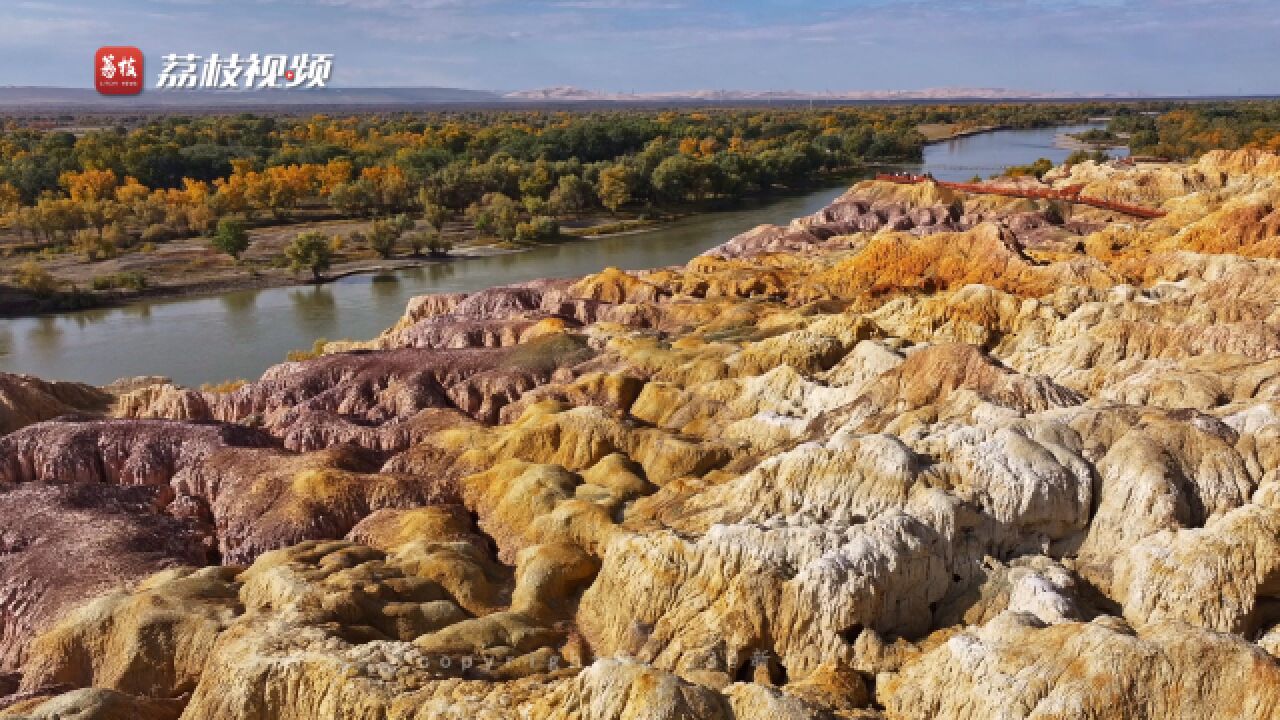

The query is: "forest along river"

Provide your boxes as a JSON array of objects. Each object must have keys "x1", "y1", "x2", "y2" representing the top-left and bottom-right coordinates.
[{"x1": 0, "y1": 123, "x2": 1123, "y2": 386}]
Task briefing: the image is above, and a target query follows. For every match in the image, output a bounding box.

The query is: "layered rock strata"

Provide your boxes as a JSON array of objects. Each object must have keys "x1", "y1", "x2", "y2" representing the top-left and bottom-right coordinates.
[{"x1": 3, "y1": 150, "x2": 1280, "y2": 719}]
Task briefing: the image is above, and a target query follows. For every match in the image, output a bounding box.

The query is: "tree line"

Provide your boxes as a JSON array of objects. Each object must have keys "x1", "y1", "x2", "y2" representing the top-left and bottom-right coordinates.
[
  {"x1": 1108, "y1": 101, "x2": 1280, "y2": 159},
  {"x1": 0, "y1": 101, "x2": 1228, "y2": 264},
  {"x1": 0, "y1": 104, "x2": 1139, "y2": 254}
]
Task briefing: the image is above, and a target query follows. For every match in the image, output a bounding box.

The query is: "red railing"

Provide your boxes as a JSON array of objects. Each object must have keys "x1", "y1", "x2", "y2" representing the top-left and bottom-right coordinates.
[{"x1": 874, "y1": 173, "x2": 1167, "y2": 219}]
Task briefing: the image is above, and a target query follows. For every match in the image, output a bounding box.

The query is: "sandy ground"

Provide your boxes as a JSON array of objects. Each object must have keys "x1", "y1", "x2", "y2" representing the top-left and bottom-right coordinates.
[
  {"x1": 0, "y1": 212, "x2": 654, "y2": 316},
  {"x1": 1053, "y1": 132, "x2": 1129, "y2": 151},
  {"x1": 917, "y1": 123, "x2": 1007, "y2": 143}
]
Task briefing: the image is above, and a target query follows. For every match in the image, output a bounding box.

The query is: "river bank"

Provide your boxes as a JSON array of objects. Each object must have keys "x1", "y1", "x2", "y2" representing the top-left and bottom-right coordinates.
[
  {"x1": 0, "y1": 178, "x2": 865, "y2": 319},
  {"x1": 0, "y1": 214, "x2": 659, "y2": 318},
  {"x1": 917, "y1": 123, "x2": 1010, "y2": 143},
  {"x1": 0, "y1": 123, "x2": 1115, "y2": 385},
  {"x1": 0, "y1": 181, "x2": 860, "y2": 385},
  {"x1": 1054, "y1": 132, "x2": 1130, "y2": 151},
  {"x1": 0, "y1": 242, "x2": 508, "y2": 318}
]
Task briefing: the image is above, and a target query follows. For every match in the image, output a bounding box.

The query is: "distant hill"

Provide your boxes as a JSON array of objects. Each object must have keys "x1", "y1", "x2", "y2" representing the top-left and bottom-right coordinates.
[
  {"x1": 0, "y1": 85, "x2": 1168, "y2": 113},
  {"x1": 503, "y1": 86, "x2": 1137, "y2": 102},
  {"x1": 0, "y1": 86, "x2": 503, "y2": 109}
]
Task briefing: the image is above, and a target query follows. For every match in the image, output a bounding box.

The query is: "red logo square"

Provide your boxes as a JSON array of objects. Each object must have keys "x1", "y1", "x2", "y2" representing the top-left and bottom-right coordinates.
[{"x1": 95, "y1": 47, "x2": 143, "y2": 95}]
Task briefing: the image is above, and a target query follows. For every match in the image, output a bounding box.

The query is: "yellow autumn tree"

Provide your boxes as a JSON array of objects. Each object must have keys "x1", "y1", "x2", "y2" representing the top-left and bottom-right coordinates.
[
  {"x1": 0, "y1": 182, "x2": 20, "y2": 216},
  {"x1": 60, "y1": 168, "x2": 118, "y2": 203}
]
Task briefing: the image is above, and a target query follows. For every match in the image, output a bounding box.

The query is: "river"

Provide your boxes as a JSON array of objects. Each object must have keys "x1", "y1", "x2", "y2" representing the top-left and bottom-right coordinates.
[
  {"x1": 920, "y1": 122, "x2": 1128, "y2": 183},
  {"x1": 0, "y1": 123, "x2": 1123, "y2": 386}
]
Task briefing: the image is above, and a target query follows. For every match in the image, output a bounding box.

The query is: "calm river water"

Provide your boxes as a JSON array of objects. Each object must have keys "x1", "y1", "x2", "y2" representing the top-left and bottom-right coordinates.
[{"x1": 0, "y1": 124, "x2": 1122, "y2": 386}]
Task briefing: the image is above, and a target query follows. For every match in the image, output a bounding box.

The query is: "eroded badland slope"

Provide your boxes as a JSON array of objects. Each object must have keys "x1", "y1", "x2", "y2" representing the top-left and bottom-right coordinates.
[{"x1": 3, "y1": 150, "x2": 1280, "y2": 719}]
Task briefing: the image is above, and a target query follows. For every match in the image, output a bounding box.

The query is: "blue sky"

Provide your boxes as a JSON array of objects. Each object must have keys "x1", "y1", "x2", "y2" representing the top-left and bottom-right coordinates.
[{"x1": 2, "y1": 0, "x2": 1276, "y2": 95}]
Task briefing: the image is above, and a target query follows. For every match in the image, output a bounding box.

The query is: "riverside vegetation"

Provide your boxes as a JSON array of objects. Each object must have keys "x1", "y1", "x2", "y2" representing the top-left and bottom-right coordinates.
[
  {"x1": 2, "y1": 146, "x2": 1280, "y2": 718},
  {"x1": 0, "y1": 100, "x2": 1219, "y2": 314}
]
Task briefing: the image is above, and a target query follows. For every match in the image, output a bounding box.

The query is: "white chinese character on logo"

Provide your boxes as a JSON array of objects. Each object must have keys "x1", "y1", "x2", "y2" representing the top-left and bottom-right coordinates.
[
  {"x1": 156, "y1": 53, "x2": 201, "y2": 89},
  {"x1": 199, "y1": 53, "x2": 222, "y2": 89},
  {"x1": 308, "y1": 54, "x2": 332, "y2": 88},
  {"x1": 285, "y1": 54, "x2": 310, "y2": 88},
  {"x1": 242, "y1": 53, "x2": 263, "y2": 89},
  {"x1": 282, "y1": 53, "x2": 332, "y2": 89},
  {"x1": 154, "y1": 50, "x2": 331, "y2": 90},
  {"x1": 100, "y1": 54, "x2": 116, "y2": 79},
  {"x1": 117, "y1": 56, "x2": 137, "y2": 78},
  {"x1": 219, "y1": 53, "x2": 246, "y2": 89},
  {"x1": 256, "y1": 54, "x2": 288, "y2": 88}
]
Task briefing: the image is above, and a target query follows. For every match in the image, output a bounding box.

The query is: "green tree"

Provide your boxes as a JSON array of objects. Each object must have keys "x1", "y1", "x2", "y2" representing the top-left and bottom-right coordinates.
[
  {"x1": 404, "y1": 230, "x2": 427, "y2": 256},
  {"x1": 651, "y1": 155, "x2": 699, "y2": 202},
  {"x1": 426, "y1": 233, "x2": 453, "y2": 257},
  {"x1": 515, "y1": 216, "x2": 560, "y2": 243},
  {"x1": 366, "y1": 219, "x2": 399, "y2": 259},
  {"x1": 211, "y1": 217, "x2": 250, "y2": 259},
  {"x1": 518, "y1": 158, "x2": 554, "y2": 199},
  {"x1": 329, "y1": 182, "x2": 374, "y2": 217},
  {"x1": 286, "y1": 231, "x2": 334, "y2": 281},
  {"x1": 548, "y1": 175, "x2": 593, "y2": 217},
  {"x1": 421, "y1": 200, "x2": 450, "y2": 234},
  {"x1": 522, "y1": 195, "x2": 549, "y2": 216},
  {"x1": 466, "y1": 192, "x2": 520, "y2": 242}
]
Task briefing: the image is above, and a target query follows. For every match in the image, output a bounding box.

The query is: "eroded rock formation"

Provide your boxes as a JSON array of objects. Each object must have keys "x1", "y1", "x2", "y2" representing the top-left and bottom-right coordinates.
[{"x1": 4, "y1": 150, "x2": 1280, "y2": 719}]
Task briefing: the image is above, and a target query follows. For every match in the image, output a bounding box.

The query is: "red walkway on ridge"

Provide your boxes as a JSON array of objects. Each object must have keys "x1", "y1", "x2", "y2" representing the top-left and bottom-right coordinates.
[{"x1": 875, "y1": 174, "x2": 1167, "y2": 220}]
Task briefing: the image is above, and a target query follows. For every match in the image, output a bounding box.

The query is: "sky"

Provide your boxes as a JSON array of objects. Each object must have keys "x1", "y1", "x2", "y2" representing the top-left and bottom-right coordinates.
[{"x1": 0, "y1": 0, "x2": 1276, "y2": 96}]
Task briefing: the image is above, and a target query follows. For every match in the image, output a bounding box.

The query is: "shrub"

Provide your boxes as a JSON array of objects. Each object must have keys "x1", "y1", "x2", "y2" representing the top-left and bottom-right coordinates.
[
  {"x1": 426, "y1": 234, "x2": 453, "y2": 257},
  {"x1": 1004, "y1": 157, "x2": 1055, "y2": 180},
  {"x1": 500, "y1": 333, "x2": 593, "y2": 374},
  {"x1": 404, "y1": 231, "x2": 430, "y2": 256},
  {"x1": 406, "y1": 231, "x2": 452, "y2": 257},
  {"x1": 422, "y1": 201, "x2": 450, "y2": 233},
  {"x1": 286, "y1": 337, "x2": 329, "y2": 362},
  {"x1": 141, "y1": 223, "x2": 171, "y2": 244},
  {"x1": 72, "y1": 228, "x2": 118, "y2": 262},
  {"x1": 200, "y1": 379, "x2": 247, "y2": 393},
  {"x1": 515, "y1": 215, "x2": 560, "y2": 243},
  {"x1": 1065, "y1": 149, "x2": 1091, "y2": 166},
  {"x1": 1043, "y1": 200, "x2": 1069, "y2": 225},
  {"x1": 391, "y1": 213, "x2": 415, "y2": 234},
  {"x1": 90, "y1": 271, "x2": 148, "y2": 292},
  {"x1": 14, "y1": 259, "x2": 58, "y2": 296},
  {"x1": 103, "y1": 223, "x2": 132, "y2": 250},
  {"x1": 366, "y1": 219, "x2": 399, "y2": 259}
]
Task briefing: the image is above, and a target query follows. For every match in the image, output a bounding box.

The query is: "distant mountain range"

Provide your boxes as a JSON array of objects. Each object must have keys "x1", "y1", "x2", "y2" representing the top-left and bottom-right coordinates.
[
  {"x1": 0, "y1": 85, "x2": 1148, "y2": 110},
  {"x1": 501, "y1": 86, "x2": 1138, "y2": 102},
  {"x1": 0, "y1": 86, "x2": 502, "y2": 108}
]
